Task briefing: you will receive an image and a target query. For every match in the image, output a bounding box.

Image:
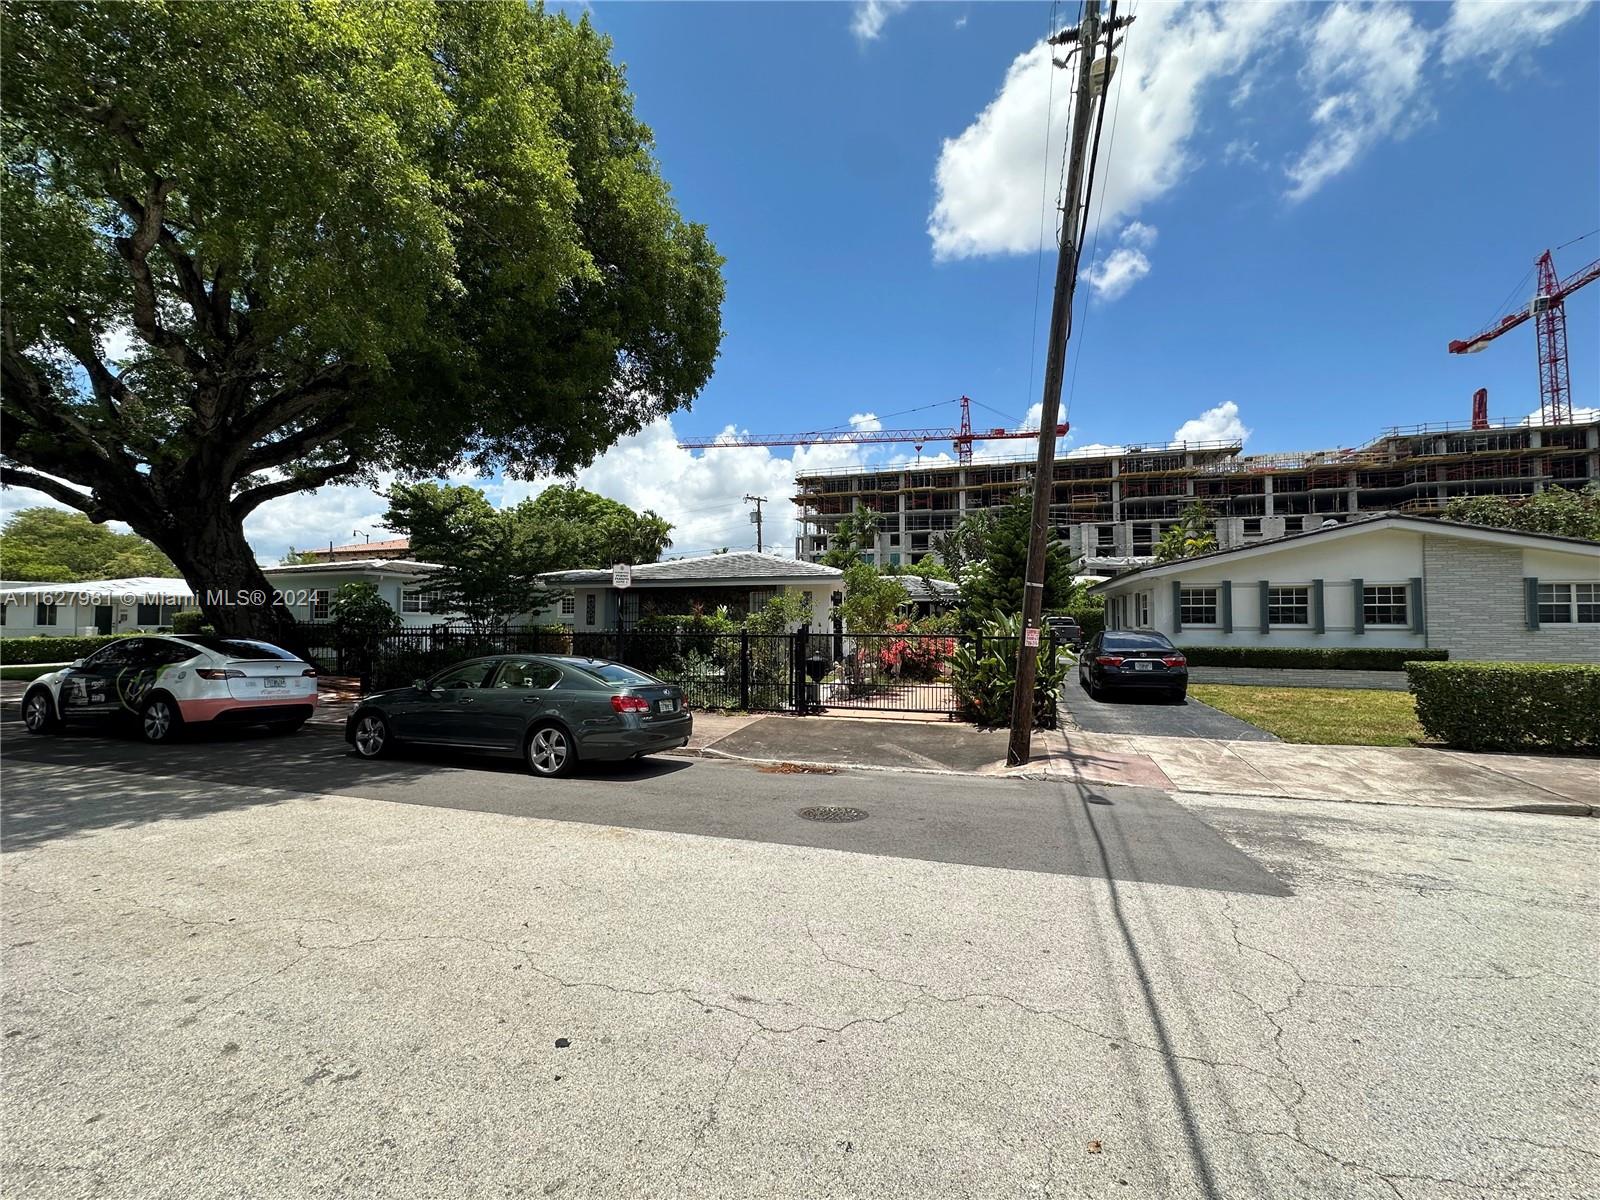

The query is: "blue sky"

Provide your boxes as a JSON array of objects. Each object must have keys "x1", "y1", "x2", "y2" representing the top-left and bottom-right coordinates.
[{"x1": 7, "y1": 2, "x2": 1598, "y2": 562}]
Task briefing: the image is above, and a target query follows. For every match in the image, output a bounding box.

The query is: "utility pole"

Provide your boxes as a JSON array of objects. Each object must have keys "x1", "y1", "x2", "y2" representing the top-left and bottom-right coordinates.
[
  {"x1": 744, "y1": 494, "x2": 767, "y2": 553},
  {"x1": 1007, "y1": 0, "x2": 1128, "y2": 766}
]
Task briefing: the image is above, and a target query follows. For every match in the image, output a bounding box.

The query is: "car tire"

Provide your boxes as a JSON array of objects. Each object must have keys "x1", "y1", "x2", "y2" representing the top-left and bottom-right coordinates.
[
  {"x1": 1086, "y1": 676, "x2": 1105, "y2": 701},
  {"x1": 350, "y1": 711, "x2": 392, "y2": 759},
  {"x1": 139, "y1": 695, "x2": 183, "y2": 744},
  {"x1": 22, "y1": 688, "x2": 60, "y2": 735},
  {"x1": 525, "y1": 723, "x2": 576, "y2": 778},
  {"x1": 266, "y1": 718, "x2": 308, "y2": 735},
  {"x1": 1168, "y1": 688, "x2": 1188, "y2": 704}
]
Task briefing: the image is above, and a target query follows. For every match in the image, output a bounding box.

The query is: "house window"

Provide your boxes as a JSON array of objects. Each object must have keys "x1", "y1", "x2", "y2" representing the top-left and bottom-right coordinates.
[
  {"x1": 310, "y1": 589, "x2": 331, "y2": 620},
  {"x1": 560, "y1": 594, "x2": 576, "y2": 617},
  {"x1": 402, "y1": 588, "x2": 445, "y2": 614},
  {"x1": 585, "y1": 594, "x2": 597, "y2": 626},
  {"x1": 1362, "y1": 584, "x2": 1408, "y2": 627},
  {"x1": 1135, "y1": 592, "x2": 1152, "y2": 628},
  {"x1": 35, "y1": 602, "x2": 58, "y2": 627},
  {"x1": 1539, "y1": 582, "x2": 1600, "y2": 624},
  {"x1": 136, "y1": 602, "x2": 161, "y2": 625},
  {"x1": 1179, "y1": 587, "x2": 1218, "y2": 626},
  {"x1": 1267, "y1": 585, "x2": 1310, "y2": 626}
]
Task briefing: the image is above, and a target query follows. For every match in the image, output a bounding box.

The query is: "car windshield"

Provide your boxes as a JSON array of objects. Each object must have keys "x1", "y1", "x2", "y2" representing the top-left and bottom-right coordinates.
[
  {"x1": 1103, "y1": 632, "x2": 1174, "y2": 652},
  {"x1": 570, "y1": 661, "x2": 658, "y2": 686},
  {"x1": 182, "y1": 637, "x2": 301, "y2": 661}
]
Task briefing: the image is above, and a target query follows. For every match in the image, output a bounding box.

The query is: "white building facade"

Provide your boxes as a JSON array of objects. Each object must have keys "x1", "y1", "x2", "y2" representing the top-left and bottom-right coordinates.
[{"x1": 1089, "y1": 515, "x2": 1600, "y2": 664}]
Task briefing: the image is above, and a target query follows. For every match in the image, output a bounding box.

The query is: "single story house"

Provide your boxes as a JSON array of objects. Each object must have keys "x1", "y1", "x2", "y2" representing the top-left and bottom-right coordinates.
[
  {"x1": 1088, "y1": 513, "x2": 1599, "y2": 663},
  {"x1": 898, "y1": 574, "x2": 960, "y2": 618},
  {"x1": 1, "y1": 559, "x2": 455, "y2": 639},
  {"x1": 539, "y1": 552, "x2": 844, "y2": 632}
]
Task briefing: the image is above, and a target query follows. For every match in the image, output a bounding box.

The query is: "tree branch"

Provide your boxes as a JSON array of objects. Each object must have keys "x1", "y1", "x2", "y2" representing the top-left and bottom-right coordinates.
[
  {"x1": 113, "y1": 182, "x2": 210, "y2": 376},
  {"x1": 235, "y1": 411, "x2": 361, "y2": 477},
  {"x1": 0, "y1": 465, "x2": 100, "y2": 517},
  {"x1": 230, "y1": 456, "x2": 363, "y2": 518}
]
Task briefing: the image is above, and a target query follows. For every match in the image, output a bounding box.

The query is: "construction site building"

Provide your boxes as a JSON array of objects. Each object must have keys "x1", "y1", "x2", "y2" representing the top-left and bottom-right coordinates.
[{"x1": 792, "y1": 417, "x2": 1600, "y2": 571}]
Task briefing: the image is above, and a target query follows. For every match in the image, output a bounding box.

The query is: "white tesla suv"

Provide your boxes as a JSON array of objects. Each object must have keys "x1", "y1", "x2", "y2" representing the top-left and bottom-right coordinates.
[{"x1": 20, "y1": 634, "x2": 319, "y2": 743}]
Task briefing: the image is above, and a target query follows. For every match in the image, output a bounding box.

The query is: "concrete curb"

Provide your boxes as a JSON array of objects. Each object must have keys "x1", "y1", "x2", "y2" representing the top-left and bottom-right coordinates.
[{"x1": 1165, "y1": 783, "x2": 1596, "y2": 819}]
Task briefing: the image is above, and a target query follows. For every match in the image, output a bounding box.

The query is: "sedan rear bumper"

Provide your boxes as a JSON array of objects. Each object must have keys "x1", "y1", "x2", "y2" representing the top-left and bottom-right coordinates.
[{"x1": 582, "y1": 714, "x2": 694, "y2": 760}]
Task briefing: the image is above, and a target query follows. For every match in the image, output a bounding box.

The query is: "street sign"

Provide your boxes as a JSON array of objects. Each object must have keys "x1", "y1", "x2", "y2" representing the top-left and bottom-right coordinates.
[
  {"x1": 1023, "y1": 626, "x2": 1040, "y2": 647},
  {"x1": 612, "y1": 563, "x2": 632, "y2": 589}
]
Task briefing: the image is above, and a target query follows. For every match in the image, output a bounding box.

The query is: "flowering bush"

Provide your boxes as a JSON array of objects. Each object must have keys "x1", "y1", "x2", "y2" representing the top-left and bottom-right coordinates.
[{"x1": 875, "y1": 619, "x2": 956, "y2": 683}]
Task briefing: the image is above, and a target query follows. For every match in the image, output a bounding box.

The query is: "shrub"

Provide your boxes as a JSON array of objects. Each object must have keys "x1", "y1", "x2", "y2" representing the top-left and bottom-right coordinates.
[
  {"x1": 950, "y1": 613, "x2": 1069, "y2": 729},
  {"x1": 170, "y1": 608, "x2": 209, "y2": 634},
  {"x1": 1179, "y1": 646, "x2": 1448, "y2": 671},
  {"x1": 0, "y1": 633, "x2": 137, "y2": 664},
  {"x1": 1406, "y1": 661, "x2": 1600, "y2": 753},
  {"x1": 1063, "y1": 595, "x2": 1104, "y2": 640}
]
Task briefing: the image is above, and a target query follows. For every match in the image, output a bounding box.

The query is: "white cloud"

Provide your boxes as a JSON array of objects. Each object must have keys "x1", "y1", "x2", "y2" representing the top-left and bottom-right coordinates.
[
  {"x1": 1441, "y1": 1, "x2": 1593, "y2": 80},
  {"x1": 1119, "y1": 220, "x2": 1158, "y2": 250},
  {"x1": 1283, "y1": 2, "x2": 1433, "y2": 203},
  {"x1": 929, "y1": 3, "x2": 1286, "y2": 261},
  {"x1": 851, "y1": 0, "x2": 909, "y2": 45},
  {"x1": 1171, "y1": 400, "x2": 1250, "y2": 446},
  {"x1": 954, "y1": 14, "x2": 968, "y2": 32},
  {"x1": 1080, "y1": 246, "x2": 1151, "y2": 301}
]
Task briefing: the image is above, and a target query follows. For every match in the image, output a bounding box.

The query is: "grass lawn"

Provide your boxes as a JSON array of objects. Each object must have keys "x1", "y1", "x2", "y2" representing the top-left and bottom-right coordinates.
[
  {"x1": 0, "y1": 663, "x2": 63, "y2": 682},
  {"x1": 1189, "y1": 684, "x2": 1426, "y2": 747}
]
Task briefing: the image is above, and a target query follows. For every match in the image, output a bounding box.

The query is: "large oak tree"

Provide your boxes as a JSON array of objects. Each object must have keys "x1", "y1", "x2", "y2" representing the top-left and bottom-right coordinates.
[{"x1": 1, "y1": 0, "x2": 723, "y2": 645}]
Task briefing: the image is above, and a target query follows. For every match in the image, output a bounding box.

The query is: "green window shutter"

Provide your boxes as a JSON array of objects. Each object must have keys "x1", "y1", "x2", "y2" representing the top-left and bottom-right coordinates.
[
  {"x1": 1312, "y1": 579, "x2": 1325, "y2": 634},
  {"x1": 1410, "y1": 577, "x2": 1425, "y2": 634},
  {"x1": 1172, "y1": 580, "x2": 1183, "y2": 634},
  {"x1": 1221, "y1": 580, "x2": 1233, "y2": 634},
  {"x1": 1524, "y1": 577, "x2": 1540, "y2": 630},
  {"x1": 1352, "y1": 578, "x2": 1364, "y2": 635},
  {"x1": 1258, "y1": 580, "x2": 1270, "y2": 633}
]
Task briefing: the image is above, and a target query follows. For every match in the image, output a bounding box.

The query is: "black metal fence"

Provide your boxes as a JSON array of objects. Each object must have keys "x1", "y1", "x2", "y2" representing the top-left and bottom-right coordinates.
[{"x1": 301, "y1": 624, "x2": 1064, "y2": 718}]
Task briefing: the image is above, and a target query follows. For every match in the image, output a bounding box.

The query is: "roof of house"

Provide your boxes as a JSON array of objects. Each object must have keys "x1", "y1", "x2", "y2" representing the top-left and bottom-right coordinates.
[
  {"x1": 0, "y1": 576, "x2": 195, "y2": 603},
  {"x1": 263, "y1": 558, "x2": 440, "y2": 577},
  {"x1": 541, "y1": 551, "x2": 843, "y2": 587},
  {"x1": 1089, "y1": 512, "x2": 1600, "y2": 594},
  {"x1": 897, "y1": 575, "x2": 960, "y2": 604},
  {"x1": 311, "y1": 537, "x2": 412, "y2": 557}
]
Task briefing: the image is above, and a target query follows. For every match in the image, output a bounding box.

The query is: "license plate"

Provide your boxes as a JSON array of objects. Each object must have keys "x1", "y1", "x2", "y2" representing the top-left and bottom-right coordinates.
[
  {"x1": 1133, "y1": 661, "x2": 1154, "y2": 671},
  {"x1": 657, "y1": 699, "x2": 675, "y2": 713},
  {"x1": 263, "y1": 676, "x2": 287, "y2": 689}
]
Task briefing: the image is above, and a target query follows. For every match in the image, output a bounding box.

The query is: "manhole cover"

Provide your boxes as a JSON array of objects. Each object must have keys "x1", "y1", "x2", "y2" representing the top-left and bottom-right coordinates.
[{"x1": 798, "y1": 806, "x2": 869, "y2": 823}]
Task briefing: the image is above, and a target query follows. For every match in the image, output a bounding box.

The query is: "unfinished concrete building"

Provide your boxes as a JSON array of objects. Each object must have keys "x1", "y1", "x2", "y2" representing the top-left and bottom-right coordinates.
[{"x1": 792, "y1": 417, "x2": 1600, "y2": 571}]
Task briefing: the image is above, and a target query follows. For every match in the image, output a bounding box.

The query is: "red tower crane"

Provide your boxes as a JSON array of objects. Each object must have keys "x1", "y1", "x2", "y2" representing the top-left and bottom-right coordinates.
[
  {"x1": 1449, "y1": 247, "x2": 1600, "y2": 426},
  {"x1": 674, "y1": 396, "x2": 1065, "y2": 467}
]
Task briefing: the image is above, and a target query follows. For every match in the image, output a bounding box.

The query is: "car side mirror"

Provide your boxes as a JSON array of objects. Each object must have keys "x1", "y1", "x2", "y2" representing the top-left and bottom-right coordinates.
[
  {"x1": 413, "y1": 678, "x2": 431, "y2": 692},
  {"x1": 71, "y1": 658, "x2": 86, "y2": 668}
]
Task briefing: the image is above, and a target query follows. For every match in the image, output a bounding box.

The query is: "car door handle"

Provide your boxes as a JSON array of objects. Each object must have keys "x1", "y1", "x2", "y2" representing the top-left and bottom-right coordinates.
[
  {"x1": 460, "y1": 697, "x2": 476, "y2": 705},
  {"x1": 522, "y1": 697, "x2": 541, "y2": 705}
]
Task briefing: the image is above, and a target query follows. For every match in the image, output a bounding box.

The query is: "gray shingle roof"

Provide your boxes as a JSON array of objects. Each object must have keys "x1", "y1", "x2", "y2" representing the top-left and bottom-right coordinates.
[
  {"x1": 897, "y1": 575, "x2": 960, "y2": 604},
  {"x1": 540, "y1": 552, "x2": 843, "y2": 587}
]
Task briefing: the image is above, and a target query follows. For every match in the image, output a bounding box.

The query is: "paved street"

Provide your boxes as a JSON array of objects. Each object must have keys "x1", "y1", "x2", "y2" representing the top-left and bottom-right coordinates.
[
  {"x1": 3, "y1": 727, "x2": 1597, "y2": 1199},
  {"x1": 1059, "y1": 677, "x2": 1279, "y2": 741}
]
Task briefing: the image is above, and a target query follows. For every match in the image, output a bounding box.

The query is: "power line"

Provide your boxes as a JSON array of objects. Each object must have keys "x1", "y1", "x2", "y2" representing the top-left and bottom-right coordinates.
[{"x1": 1025, "y1": 0, "x2": 1064, "y2": 415}]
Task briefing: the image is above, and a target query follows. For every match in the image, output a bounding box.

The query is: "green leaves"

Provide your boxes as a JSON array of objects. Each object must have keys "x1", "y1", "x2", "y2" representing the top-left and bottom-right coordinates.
[
  {"x1": 1154, "y1": 501, "x2": 1218, "y2": 562},
  {"x1": 0, "y1": 506, "x2": 177, "y2": 580},
  {"x1": 959, "y1": 495, "x2": 1076, "y2": 623},
  {"x1": 1443, "y1": 484, "x2": 1600, "y2": 542}
]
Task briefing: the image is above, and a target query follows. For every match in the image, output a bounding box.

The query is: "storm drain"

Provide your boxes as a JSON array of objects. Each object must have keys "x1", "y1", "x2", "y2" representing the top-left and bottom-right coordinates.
[{"x1": 797, "y1": 806, "x2": 868, "y2": 823}]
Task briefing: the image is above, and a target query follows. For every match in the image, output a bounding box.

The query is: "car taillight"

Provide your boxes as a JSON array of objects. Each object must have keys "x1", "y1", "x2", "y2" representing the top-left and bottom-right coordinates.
[
  {"x1": 1095, "y1": 655, "x2": 1124, "y2": 667},
  {"x1": 302, "y1": 667, "x2": 318, "y2": 678},
  {"x1": 1162, "y1": 654, "x2": 1187, "y2": 667},
  {"x1": 610, "y1": 694, "x2": 650, "y2": 714},
  {"x1": 195, "y1": 668, "x2": 244, "y2": 680}
]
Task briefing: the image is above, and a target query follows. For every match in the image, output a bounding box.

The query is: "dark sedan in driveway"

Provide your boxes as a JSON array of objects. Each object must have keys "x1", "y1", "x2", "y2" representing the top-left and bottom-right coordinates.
[
  {"x1": 1078, "y1": 631, "x2": 1188, "y2": 702},
  {"x1": 345, "y1": 655, "x2": 691, "y2": 777}
]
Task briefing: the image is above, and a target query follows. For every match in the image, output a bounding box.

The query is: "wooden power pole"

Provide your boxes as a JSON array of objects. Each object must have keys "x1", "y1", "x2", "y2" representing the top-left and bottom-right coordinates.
[
  {"x1": 1007, "y1": 1, "x2": 1127, "y2": 766},
  {"x1": 744, "y1": 494, "x2": 766, "y2": 553}
]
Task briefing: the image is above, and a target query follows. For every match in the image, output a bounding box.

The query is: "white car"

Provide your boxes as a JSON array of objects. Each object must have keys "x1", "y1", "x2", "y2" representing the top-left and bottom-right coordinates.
[{"x1": 20, "y1": 634, "x2": 319, "y2": 743}]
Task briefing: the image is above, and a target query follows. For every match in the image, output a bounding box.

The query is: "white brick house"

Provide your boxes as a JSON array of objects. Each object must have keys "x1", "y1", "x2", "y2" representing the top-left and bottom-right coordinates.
[{"x1": 1089, "y1": 514, "x2": 1600, "y2": 663}]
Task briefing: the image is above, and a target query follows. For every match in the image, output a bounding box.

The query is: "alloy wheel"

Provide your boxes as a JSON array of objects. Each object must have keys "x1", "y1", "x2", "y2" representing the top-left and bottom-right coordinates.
[
  {"x1": 142, "y1": 699, "x2": 175, "y2": 742},
  {"x1": 354, "y1": 715, "x2": 387, "y2": 757},
  {"x1": 23, "y1": 693, "x2": 50, "y2": 733},
  {"x1": 527, "y1": 727, "x2": 569, "y2": 776}
]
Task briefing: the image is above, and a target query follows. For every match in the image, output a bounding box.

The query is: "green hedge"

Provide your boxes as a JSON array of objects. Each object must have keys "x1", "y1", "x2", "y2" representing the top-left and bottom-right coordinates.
[
  {"x1": 1179, "y1": 646, "x2": 1449, "y2": 671},
  {"x1": 0, "y1": 633, "x2": 138, "y2": 665},
  {"x1": 1406, "y1": 661, "x2": 1600, "y2": 753}
]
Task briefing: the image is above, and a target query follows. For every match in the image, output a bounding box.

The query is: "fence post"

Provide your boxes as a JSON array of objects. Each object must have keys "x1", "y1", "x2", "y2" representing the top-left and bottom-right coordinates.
[
  {"x1": 794, "y1": 624, "x2": 809, "y2": 714},
  {"x1": 739, "y1": 630, "x2": 751, "y2": 711},
  {"x1": 615, "y1": 624, "x2": 626, "y2": 666}
]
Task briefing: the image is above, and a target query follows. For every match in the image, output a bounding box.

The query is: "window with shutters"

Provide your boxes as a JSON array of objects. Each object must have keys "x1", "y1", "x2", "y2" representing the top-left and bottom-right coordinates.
[
  {"x1": 1178, "y1": 587, "x2": 1218, "y2": 626},
  {"x1": 1267, "y1": 586, "x2": 1309, "y2": 626},
  {"x1": 1539, "y1": 582, "x2": 1600, "y2": 624},
  {"x1": 1362, "y1": 584, "x2": 1408, "y2": 627}
]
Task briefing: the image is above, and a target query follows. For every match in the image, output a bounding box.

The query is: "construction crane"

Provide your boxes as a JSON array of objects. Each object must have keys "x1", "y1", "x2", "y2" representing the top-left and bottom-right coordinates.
[
  {"x1": 1449, "y1": 246, "x2": 1600, "y2": 425},
  {"x1": 675, "y1": 396, "x2": 1065, "y2": 467}
]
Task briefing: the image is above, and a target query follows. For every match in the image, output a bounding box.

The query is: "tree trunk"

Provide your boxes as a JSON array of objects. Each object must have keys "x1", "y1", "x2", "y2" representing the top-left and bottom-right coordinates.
[{"x1": 142, "y1": 496, "x2": 307, "y2": 654}]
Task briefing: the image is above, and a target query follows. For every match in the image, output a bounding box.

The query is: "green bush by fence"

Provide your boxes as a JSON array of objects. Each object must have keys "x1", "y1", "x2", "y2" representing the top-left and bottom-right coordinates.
[
  {"x1": 0, "y1": 633, "x2": 138, "y2": 664},
  {"x1": 1179, "y1": 646, "x2": 1449, "y2": 671},
  {"x1": 1405, "y1": 661, "x2": 1600, "y2": 753}
]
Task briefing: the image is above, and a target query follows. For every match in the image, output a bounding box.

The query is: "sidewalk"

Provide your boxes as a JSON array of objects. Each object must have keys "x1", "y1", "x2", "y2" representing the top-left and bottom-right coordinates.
[{"x1": 1031, "y1": 728, "x2": 1596, "y2": 816}]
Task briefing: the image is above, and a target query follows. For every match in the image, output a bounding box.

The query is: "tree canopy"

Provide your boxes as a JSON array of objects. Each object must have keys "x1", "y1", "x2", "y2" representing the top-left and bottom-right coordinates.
[
  {"x1": 931, "y1": 509, "x2": 993, "y2": 586},
  {"x1": 1154, "y1": 502, "x2": 1219, "y2": 562},
  {"x1": 2, "y1": 0, "x2": 724, "y2": 643},
  {"x1": 524, "y1": 484, "x2": 673, "y2": 567},
  {"x1": 819, "y1": 510, "x2": 880, "y2": 569},
  {"x1": 0, "y1": 505, "x2": 177, "y2": 580},
  {"x1": 960, "y1": 495, "x2": 1075, "y2": 622},
  {"x1": 1443, "y1": 484, "x2": 1600, "y2": 542}
]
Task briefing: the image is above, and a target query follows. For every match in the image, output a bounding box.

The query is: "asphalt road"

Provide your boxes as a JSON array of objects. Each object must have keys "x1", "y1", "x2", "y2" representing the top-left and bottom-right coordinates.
[
  {"x1": 1060, "y1": 675, "x2": 1278, "y2": 741},
  {"x1": 4, "y1": 725, "x2": 1596, "y2": 1200}
]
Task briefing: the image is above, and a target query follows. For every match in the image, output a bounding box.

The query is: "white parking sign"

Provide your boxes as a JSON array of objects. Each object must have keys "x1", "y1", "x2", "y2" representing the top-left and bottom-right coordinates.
[{"x1": 612, "y1": 563, "x2": 632, "y2": 589}]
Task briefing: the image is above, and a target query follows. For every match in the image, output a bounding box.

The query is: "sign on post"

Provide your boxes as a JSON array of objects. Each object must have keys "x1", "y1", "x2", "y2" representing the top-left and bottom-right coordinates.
[
  {"x1": 1023, "y1": 625, "x2": 1040, "y2": 648},
  {"x1": 612, "y1": 563, "x2": 632, "y2": 589}
]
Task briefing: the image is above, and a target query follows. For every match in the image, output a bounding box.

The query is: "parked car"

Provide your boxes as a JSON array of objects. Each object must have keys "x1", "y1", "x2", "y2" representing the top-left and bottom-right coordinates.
[
  {"x1": 345, "y1": 655, "x2": 691, "y2": 778},
  {"x1": 21, "y1": 635, "x2": 318, "y2": 743},
  {"x1": 1044, "y1": 615, "x2": 1084, "y2": 647},
  {"x1": 1078, "y1": 631, "x2": 1188, "y2": 702}
]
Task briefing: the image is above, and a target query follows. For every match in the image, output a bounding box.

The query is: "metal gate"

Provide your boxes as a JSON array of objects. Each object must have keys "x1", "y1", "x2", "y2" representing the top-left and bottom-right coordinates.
[{"x1": 814, "y1": 632, "x2": 960, "y2": 716}]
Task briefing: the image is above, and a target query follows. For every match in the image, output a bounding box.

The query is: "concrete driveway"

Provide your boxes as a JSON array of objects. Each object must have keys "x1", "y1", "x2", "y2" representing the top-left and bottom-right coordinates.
[{"x1": 1060, "y1": 675, "x2": 1278, "y2": 741}]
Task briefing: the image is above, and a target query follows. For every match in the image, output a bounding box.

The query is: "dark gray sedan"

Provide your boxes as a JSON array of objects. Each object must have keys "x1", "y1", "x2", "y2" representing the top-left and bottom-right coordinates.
[{"x1": 345, "y1": 655, "x2": 691, "y2": 777}]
